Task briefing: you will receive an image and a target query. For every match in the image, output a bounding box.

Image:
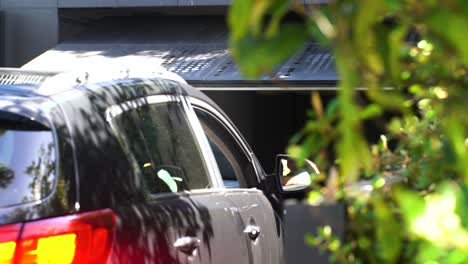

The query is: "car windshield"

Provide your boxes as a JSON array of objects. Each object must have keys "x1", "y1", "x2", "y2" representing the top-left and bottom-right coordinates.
[{"x1": 0, "y1": 112, "x2": 55, "y2": 208}]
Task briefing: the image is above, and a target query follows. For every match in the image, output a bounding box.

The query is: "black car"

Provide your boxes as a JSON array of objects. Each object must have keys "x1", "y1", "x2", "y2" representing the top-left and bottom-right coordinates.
[{"x1": 0, "y1": 68, "x2": 311, "y2": 264}]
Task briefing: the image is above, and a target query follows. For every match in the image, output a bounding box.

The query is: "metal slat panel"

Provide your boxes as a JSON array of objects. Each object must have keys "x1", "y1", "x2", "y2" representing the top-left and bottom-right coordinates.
[
  {"x1": 23, "y1": 15, "x2": 339, "y2": 88},
  {"x1": 0, "y1": 69, "x2": 56, "y2": 89},
  {"x1": 23, "y1": 42, "x2": 338, "y2": 86},
  {"x1": 274, "y1": 43, "x2": 336, "y2": 82}
]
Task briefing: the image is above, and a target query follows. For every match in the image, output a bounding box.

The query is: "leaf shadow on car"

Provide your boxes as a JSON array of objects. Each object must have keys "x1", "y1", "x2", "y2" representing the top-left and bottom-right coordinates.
[{"x1": 64, "y1": 80, "x2": 215, "y2": 263}]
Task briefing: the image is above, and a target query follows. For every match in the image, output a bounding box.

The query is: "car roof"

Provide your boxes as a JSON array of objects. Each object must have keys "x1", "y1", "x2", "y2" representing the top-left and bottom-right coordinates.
[
  {"x1": 0, "y1": 69, "x2": 59, "y2": 96},
  {"x1": 0, "y1": 67, "x2": 221, "y2": 122},
  {"x1": 0, "y1": 67, "x2": 190, "y2": 96}
]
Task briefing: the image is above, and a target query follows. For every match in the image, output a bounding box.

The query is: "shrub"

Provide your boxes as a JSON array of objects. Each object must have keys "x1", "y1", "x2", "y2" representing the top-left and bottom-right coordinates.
[{"x1": 229, "y1": 1, "x2": 468, "y2": 262}]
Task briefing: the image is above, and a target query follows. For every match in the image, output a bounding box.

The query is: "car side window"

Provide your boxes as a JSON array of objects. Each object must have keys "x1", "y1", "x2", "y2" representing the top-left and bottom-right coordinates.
[
  {"x1": 111, "y1": 101, "x2": 211, "y2": 194},
  {"x1": 194, "y1": 108, "x2": 257, "y2": 188}
]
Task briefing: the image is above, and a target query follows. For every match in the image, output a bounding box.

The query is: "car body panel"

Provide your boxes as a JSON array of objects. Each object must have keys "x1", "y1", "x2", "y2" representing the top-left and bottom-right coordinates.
[
  {"x1": 187, "y1": 96, "x2": 284, "y2": 263},
  {"x1": 108, "y1": 191, "x2": 250, "y2": 264},
  {"x1": 225, "y1": 189, "x2": 283, "y2": 264},
  {"x1": 58, "y1": 79, "x2": 255, "y2": 263},
  {"x1": 0, "y1": 73, "x2": 284, "y2": 263}
]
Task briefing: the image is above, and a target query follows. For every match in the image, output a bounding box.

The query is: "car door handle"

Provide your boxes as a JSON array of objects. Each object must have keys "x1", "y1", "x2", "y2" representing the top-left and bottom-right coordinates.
[
  {"x1": 174, "y1": 236, "x2": 201, "y2": 255},
  {"x1": 244, "y1": 225, "x2": 261, "y2": 240}
]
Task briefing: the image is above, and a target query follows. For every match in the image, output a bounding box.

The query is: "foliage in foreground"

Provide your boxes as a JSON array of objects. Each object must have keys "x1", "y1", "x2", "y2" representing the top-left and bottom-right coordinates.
[{"x1": 229, "y1": 0, "x2": 468, "y2": 263}]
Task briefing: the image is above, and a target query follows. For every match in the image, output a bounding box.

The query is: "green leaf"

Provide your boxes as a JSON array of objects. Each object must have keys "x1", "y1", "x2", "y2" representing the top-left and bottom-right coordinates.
[
  {"x1": 306, "y1": 20, "x2": 331, "y2": 47},
  {"x1": 249, "y1": 0, "x2": 270, "y2": 37},
  {"x1": 353, "y1": 0, "x2": 388, "y2": 76},
  {"x1": 415, "y1": 241, "x2": 445, "y2": 263},
  {"x1": 265, "y1": 0, "x2": 290, "y2": 38},
  {"x1": 305, "y1": 233, "x2": 317, "y2": 246},
  {"x1": 376, "y1": 24, "x2": 408, "y2": 83},
  {"x1": 446, "y1": 249, "x2": 468, "y2": 264},
  {"x1": 229, "y1": 0, "x2": 254, "y2": 41},
  {"x1": 384, "y1": 0, "x2": 403, "y2": 12},
  {"x1": 325, "y1": 99, "x2": 340, "y2": 118},
  {"x1": 442, "y1": 116, "x2": 468, "y2": 182},
  {"x1": 306, "y1": 7, "x2": 334, "y2": 47},
  {"x1": 367, "y1": 88, "x2": 407, "y2": 111},
  {"x1": 373, "y1": 196, "x2": 402, "y2": 263},
  {"x1": 373, "y1": 177, "x2": 386, "y2": 189},
  {"x1": 394, "y1": 188, "x2": 426, "y2": 228},
  {"x1": 426, "y1": 10, "x2": 468, "y2": 66},
  {"x1": 457, "y1": 186, "x2": 468, "y2": 230},
  {"x1": 230, "y1": 23, "x2": 308, "y2": 78},
  {"x1": 360, "y1": 104, "x2": 383, "y2": 120}
]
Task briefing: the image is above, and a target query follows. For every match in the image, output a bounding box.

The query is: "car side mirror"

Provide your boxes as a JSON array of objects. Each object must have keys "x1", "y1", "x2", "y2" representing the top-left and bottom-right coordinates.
[{"x1": 275, "y1": 154, "x2": 320, "y2": 193}]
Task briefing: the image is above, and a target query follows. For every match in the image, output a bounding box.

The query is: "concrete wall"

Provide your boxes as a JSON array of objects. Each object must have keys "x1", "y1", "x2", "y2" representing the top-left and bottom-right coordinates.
[
  {"x1": 0, "y1": 1, "x2": 228, "y2": 66},
  {"x1": 0, "y1": 0, "x2": 59, "y2": 67},
  {"x1": 0, "y1": 0, "x2": 327, "y2": 66}
]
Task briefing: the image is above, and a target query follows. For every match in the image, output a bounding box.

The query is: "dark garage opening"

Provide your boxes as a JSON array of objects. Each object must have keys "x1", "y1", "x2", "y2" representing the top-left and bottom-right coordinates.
[{"x1": 205, "y1": 91, "x2": 338, "y2": 173}]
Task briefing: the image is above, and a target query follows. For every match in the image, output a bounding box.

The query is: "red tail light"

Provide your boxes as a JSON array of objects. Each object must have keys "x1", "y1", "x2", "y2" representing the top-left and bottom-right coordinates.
[
  {"x1": 0, "y1": 224, "x2": 21, "y2": 264},
  {"x1": 0, "y1": 209, "x2": 116, "y2": 264}
]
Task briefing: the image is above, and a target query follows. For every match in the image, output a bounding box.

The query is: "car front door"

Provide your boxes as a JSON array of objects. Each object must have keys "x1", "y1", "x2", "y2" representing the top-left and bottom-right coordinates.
[
  {"x1": 105, "y1": 93, "x2": 250, "y2": 264},
  {"x1": 189, "y1": 97, "x2": 284, "y2": 264}
]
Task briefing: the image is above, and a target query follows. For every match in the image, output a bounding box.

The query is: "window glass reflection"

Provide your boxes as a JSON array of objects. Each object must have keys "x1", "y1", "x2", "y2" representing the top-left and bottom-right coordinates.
[
  {"x1": 111, "y1": 102, "x2": 211, "y2": 194},
  {"x1": 0, "y1": 128, "x2": 55, "y2": 207}
]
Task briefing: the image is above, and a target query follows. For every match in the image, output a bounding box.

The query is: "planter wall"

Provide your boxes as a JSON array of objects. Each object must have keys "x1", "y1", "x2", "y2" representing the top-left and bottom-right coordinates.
[{"x1": 283, "y1": 202, "x2": 345, "y2": 264}]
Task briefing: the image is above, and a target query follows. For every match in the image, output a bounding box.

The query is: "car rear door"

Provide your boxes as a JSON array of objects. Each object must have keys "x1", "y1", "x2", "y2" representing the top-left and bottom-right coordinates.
[
  {"x1": 105, "y1": 93, "x2": 250, "y2": 264},
  {"x1": 188, "y1": 97, "x2": 284, "y2": 264}
]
